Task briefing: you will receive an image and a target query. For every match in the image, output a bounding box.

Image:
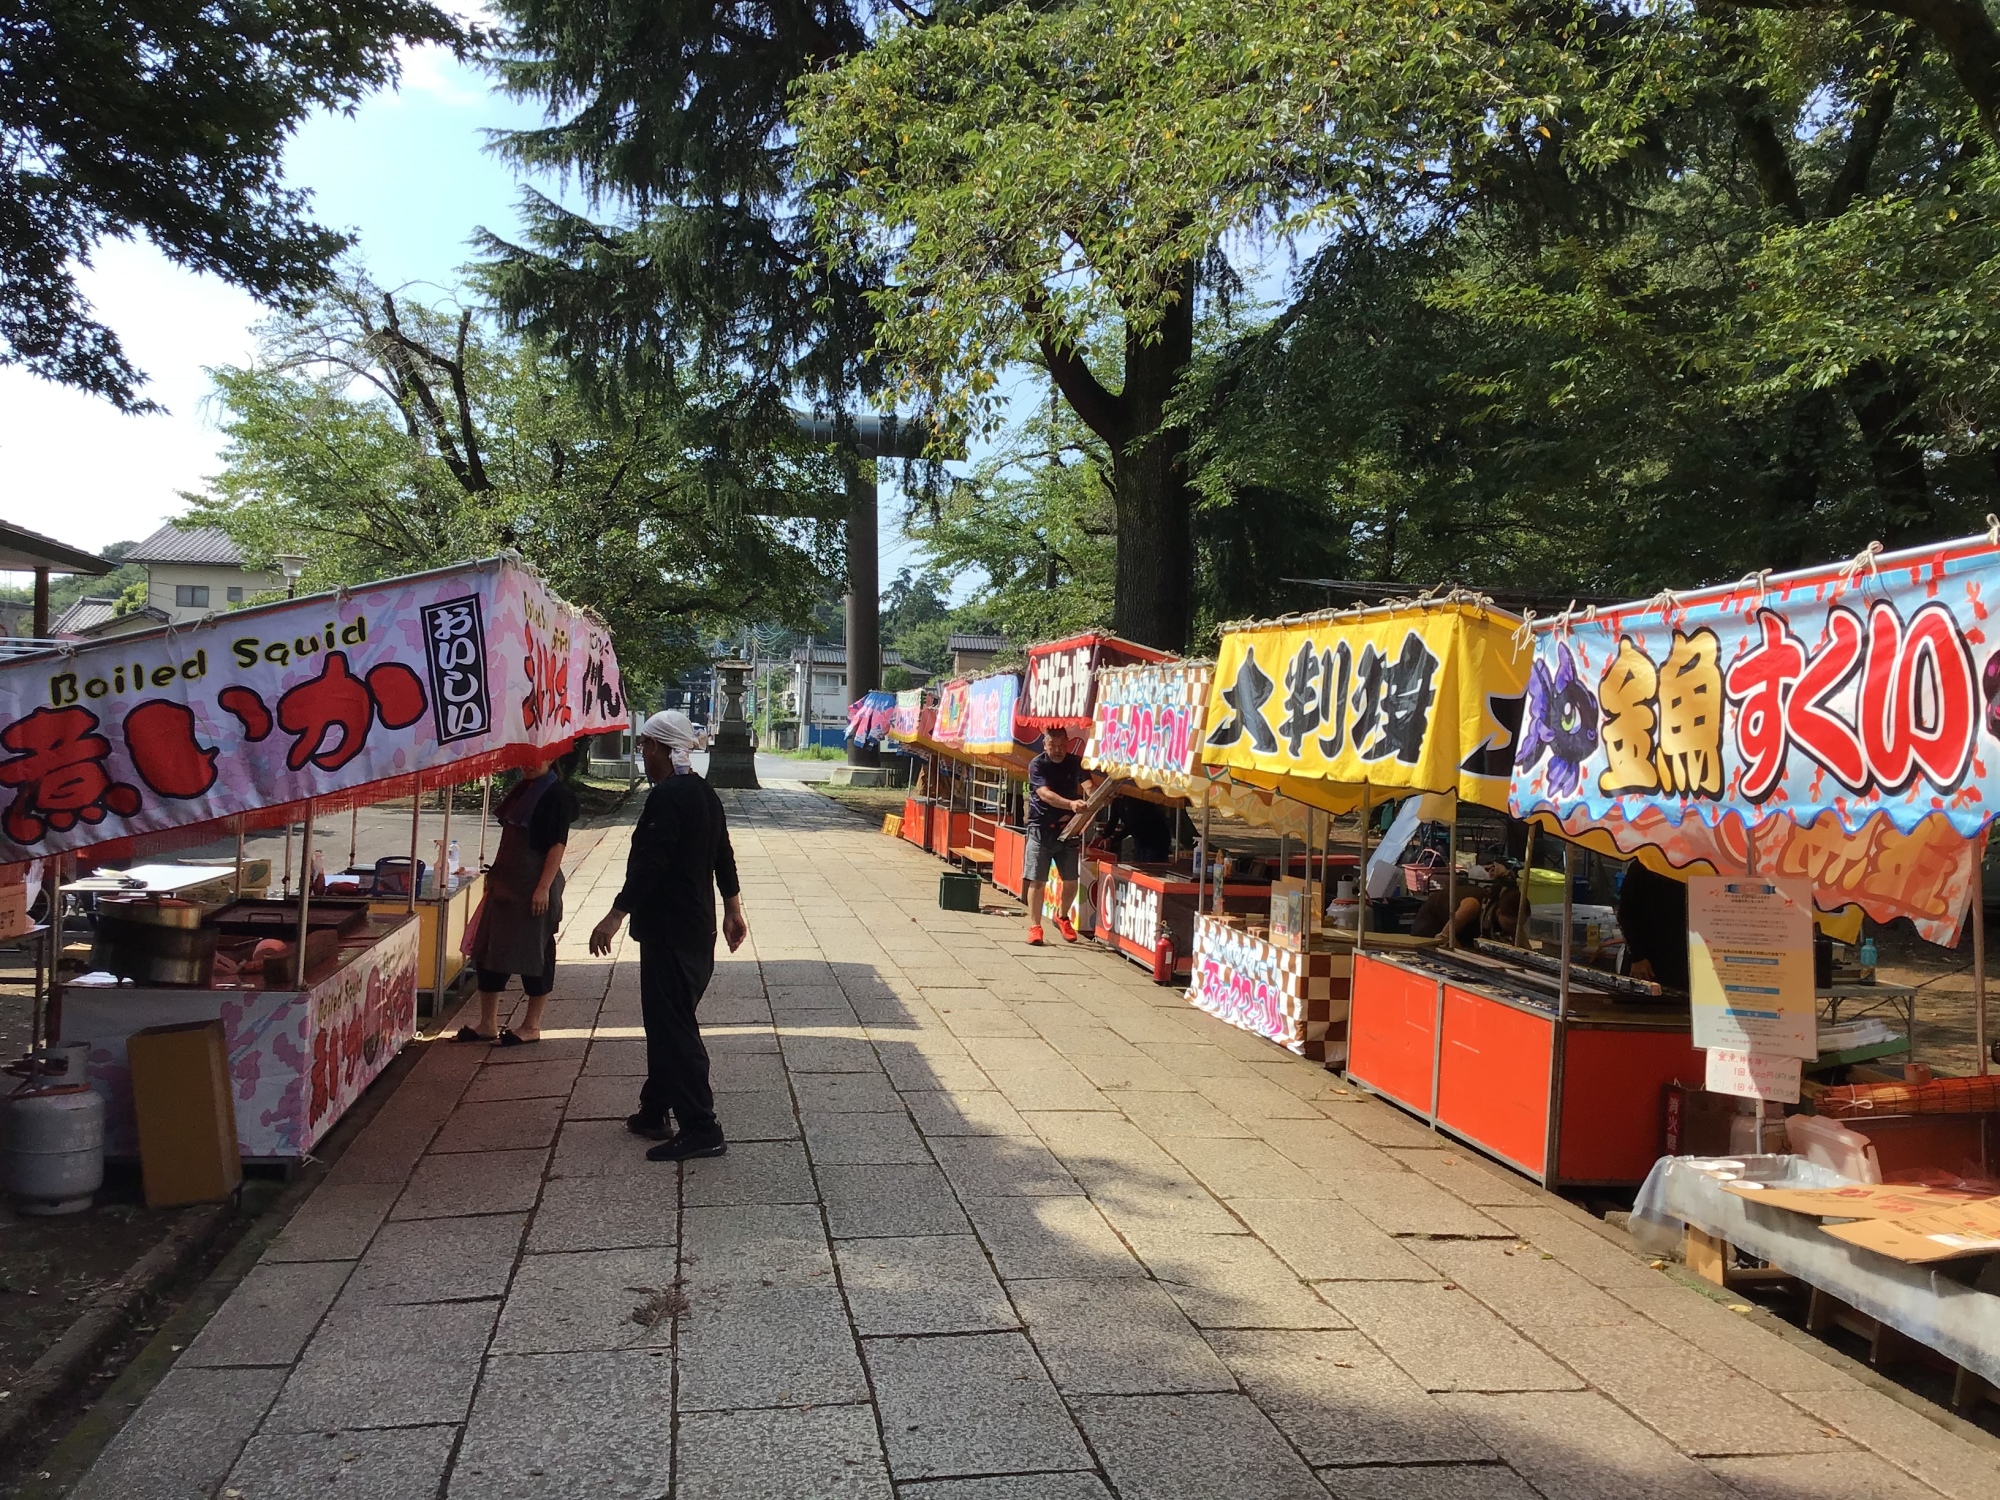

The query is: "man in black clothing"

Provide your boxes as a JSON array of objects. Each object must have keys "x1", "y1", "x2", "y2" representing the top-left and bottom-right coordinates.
[
  {"x1": 1022, "y1": 725, "x2": 1096, "y2": 946},
  {"x1": 589, "y1": 710, "x2": 747, "y2": 1162},
  {"x1": 1617, "y1": 858, "x2": 1689, "y2": 991}
]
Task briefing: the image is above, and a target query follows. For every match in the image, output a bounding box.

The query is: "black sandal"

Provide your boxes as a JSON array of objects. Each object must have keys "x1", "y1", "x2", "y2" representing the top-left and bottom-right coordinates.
[
  {"x1": 453, "y1": 1025, "x2": 498, "y2": 1043},
  {"x1": 498, "y1": 1028, "x2": 540, "y2": 1047}
]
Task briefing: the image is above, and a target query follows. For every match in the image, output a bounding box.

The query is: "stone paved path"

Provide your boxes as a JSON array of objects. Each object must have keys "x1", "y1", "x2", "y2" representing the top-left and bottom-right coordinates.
[{"x1": 69, "y1": 789, "x2": 1999, "y2": 1499}]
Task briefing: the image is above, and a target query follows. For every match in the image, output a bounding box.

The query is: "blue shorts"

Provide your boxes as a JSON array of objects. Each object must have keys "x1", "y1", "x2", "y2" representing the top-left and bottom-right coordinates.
[{"x1": 1022, "y1": 826, "x2": 1079, "y2": 886}]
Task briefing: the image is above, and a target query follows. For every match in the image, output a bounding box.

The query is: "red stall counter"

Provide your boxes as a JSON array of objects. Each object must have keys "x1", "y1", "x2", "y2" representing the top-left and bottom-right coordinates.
[{"x1": 1346, "y1": 947, "x2": 1701, "y2": 1187}]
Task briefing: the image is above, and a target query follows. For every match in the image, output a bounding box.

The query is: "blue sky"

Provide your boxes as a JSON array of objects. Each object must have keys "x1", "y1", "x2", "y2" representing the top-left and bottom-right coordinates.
[{"x1": 6, "y1": 42, "x2": 940, "y2": 586}]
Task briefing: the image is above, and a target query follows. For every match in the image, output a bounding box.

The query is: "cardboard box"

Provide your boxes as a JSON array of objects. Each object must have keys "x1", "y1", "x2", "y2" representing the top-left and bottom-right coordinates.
[
  {"x1": 1722, "y1": 1182, "x2": 1961, "y2": 1219},
  {"x1": 127, "y1": 1020, "x2": 241, "y2": 1207},
  {"x1": 1822, "y1": 1214, "x2": 2000, "y2": 1263},
  {"x1": 0, "y1": 880, "x2": 29, "y2": 940}
]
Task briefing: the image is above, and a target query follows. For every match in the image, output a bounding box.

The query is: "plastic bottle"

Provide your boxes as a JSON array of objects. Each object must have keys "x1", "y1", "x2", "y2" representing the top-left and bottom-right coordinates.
[
  {"x1": 446, "y1": 839, "x2": 462, "y2": 891},
  {"x1": 1858, "y1": 936, "x2": 1878, "y2": 979}
]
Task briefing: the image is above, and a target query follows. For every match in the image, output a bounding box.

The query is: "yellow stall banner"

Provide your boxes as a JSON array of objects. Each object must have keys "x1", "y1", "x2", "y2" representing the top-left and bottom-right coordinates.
[{"x1": 1200, "y1": 603, "x2": 1530, "y2": 815}]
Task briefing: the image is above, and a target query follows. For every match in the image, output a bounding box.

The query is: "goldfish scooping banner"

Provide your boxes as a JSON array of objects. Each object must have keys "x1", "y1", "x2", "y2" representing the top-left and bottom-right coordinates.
[
  {"x1": 1507, "y1": 535, "x2": 2000, "y2": 942},
  {"x1": 1201, "y1": 603, "x2": 1530, "y2": 813},
  {"x1": 3, "y1": 557, "x2": 626, "y2": 861}
]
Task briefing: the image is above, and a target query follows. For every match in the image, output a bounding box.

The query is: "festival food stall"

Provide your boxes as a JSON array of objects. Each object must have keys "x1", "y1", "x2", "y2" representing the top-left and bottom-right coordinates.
[
  {"x1": 1197, "y1": 598, "x2": 1533, "y2": 1072},
  {"x1": 10, "y1": 556, "x2": 626, "y2": 1163},
  {"x1": 1506, "y1": 536, "x2": 1998, "y2": 1189},
  {"x1": 1079, "y1": 659, "x2": 1286, "y2": 981}
]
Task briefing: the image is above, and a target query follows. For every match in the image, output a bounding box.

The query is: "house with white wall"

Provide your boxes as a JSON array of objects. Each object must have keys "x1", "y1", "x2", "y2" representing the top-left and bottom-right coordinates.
[{"x1": 126, "y1": 525, "x2": 281, "y2": 623}]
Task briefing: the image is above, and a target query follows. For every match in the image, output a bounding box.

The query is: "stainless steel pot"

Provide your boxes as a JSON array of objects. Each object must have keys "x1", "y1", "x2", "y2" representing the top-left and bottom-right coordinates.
[{"x1": 93, "y1": 898, "x2": 217, "y2": 986}]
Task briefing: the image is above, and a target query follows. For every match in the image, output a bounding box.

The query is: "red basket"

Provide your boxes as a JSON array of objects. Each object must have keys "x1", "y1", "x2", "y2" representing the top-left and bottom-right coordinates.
[{"x1": 1402, "y1": 849, "x2": 1448, "y2": 894}]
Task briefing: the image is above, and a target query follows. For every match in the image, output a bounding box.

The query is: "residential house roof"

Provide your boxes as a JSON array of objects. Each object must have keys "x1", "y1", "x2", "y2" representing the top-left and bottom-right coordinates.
[
  {"x1": 52, "y1": 597, "x2": 119, "y2": 635},
  {"x1": 0, "y1": 521, "x2": 112, "y2": 575},
  {"x1": 126, "y1": 523, "x2": 248, "y2": 568},
  {"x1": 791, "y1": 645, "x2": 904, "y2": 667},
  {"x1": 946, "y1": 632, "x2": 1008, "y2": 653}
]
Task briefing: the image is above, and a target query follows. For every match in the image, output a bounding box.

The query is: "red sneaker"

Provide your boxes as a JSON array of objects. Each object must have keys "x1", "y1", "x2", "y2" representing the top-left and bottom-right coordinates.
[
  {"x1": 1054, "y1": 916, "x2": 1078, "y2": 943},
  {"x1": 1026, "y1": 926, "x2": 1045, "y2": 946}
]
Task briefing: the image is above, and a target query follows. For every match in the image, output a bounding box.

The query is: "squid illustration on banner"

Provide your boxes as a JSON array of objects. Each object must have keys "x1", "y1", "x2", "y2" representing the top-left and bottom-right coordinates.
[
  {"x1": 1508, "y1": 534, "x2": 2000, "y2": 942},
  {"x1": 1201, "y1": 603, "x2": 1530, "y2": 814},
  {"x1": 0, "y1": 557, "x2": 626, "y2": 861}
]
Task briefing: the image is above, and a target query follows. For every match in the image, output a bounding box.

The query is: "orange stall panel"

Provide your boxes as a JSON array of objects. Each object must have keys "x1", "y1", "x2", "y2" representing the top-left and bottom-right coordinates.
[
  {"x1": 1346, "y1": 952, "x2": 1440, "y2": 1118},
  {"x1": 929, "y1": 809, "x2": 969, "y2": 858},
  {"x1": 1436, "y1": 987, "x2": 1554, "y2": 1179},
  {"x1": 1554, "y1": 1026, "x2": 1704, "y2": 1186},
  {"x1": 992, "y1": 825, "x2": 1027, "y2": 898},
  {"x1": 901, "y1": 798, "x2": 931, "y2": 850}
]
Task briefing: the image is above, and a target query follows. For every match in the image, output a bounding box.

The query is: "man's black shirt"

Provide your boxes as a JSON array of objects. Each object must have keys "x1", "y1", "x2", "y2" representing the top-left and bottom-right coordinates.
[
  {"x1": 616, "y1": 772, "x2": 741, "y2": 947},
  {"x1": 1026, "y1": 752, "x2": 1085, "y2": 835}
]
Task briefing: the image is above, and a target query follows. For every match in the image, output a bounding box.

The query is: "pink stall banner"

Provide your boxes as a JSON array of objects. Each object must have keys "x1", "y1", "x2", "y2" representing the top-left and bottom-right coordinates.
[
  {"x1": 934, "y1": 679, "x2": 972, "y2": 745},
  {"x1": 962, "y1": 674, "x2": 1022, "y2": 755},
  {"x1": 3, "y1": 557, "x2": 625, "y2": 861}
]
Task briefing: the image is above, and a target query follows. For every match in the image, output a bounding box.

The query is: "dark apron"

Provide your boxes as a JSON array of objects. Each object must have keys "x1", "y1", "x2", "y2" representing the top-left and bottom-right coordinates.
[{"x1": 469, "y1": 819, "x2": 564, "y2": 979}]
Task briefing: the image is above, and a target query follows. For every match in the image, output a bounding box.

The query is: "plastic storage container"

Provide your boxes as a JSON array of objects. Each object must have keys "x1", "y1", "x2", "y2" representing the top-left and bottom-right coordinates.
[{"x1": 1785, "y1": 1113, "x2": 1882, "y2": 1183}]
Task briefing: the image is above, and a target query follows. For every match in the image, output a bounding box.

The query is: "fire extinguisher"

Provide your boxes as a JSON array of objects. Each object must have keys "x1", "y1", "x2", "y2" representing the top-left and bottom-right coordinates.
[{"x1": 1151, "y1": 935, "x2": 1176, "y2": 984}]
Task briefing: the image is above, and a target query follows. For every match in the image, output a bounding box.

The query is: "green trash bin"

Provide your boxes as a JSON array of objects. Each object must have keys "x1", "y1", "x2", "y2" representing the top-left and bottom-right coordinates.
[{"x1": 939, "y1": 870, "x2": 981, "y2": 912}]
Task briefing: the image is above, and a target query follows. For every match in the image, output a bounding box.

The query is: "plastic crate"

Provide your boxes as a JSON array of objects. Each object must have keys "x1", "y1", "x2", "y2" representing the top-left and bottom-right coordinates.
[{"x1": 939, "y1": 871, "x2": 982, "y2": 912}]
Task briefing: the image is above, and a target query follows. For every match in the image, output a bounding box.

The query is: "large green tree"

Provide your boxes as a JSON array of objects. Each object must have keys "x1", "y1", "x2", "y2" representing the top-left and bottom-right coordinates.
[
  {"x1": 186, "y1": 273, "x2": 846, "y2": 688},
  {"x1": 2, "y1": 0, "x2": 467, "y2": 409},
  {"x1": 793, "y1": 3, "x2": 1349, "y2": 649},
  {"x1": 476, "y1": 0, "x2": 876, "y2": 416}
]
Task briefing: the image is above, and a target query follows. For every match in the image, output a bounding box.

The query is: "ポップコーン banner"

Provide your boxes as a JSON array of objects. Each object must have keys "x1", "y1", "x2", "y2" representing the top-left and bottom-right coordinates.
[
  {"x1": 1507, "y1": 534, "x2": 2000, "y2": 942},
  {"x1": 1201, "y1": 602, "x2": 1530, "y2": 814},
  {"x1": 962, "y1": 674, "x2": 1022, "y2": 755},
  {"x1": 2, "y1": 557, "x2": 626, "y2": 862},
  {"x1": 1084, "y1": 661, "x2": 1212, "y2": 795},
  {"x1": 847, "y1": 691, "x2": 896, "y2": 749}
]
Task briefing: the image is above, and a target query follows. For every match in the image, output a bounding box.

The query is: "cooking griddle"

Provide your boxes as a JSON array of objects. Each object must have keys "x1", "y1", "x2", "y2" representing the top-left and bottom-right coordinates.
[{"x1": 210, "y1": 897, "x2": 371, "y2": 938}]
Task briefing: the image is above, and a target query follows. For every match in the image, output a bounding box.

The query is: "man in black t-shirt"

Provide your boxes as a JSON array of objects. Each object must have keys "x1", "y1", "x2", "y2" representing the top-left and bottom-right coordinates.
[
  {"x1": 1022, "y1": 726, "x2": 1096, "y2": 946},
  {"x1": 590, "y1": 710, "x2": 747, "y2": 1162}
]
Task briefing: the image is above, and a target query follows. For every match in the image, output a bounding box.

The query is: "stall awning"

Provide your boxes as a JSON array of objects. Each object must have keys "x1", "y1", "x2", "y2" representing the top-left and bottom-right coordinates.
[
  {"x1": 1198, "y1": 599, "x2": 1530, "y2": 816},
  {"x1": 1507, "y1": 532, "x2": 2000, "y2": 943},
  {"x1": 0, "y1": 556, "x2": 627, "y2": 865},
  {"x1": 1017, "y1": 632, "x2": 1173, "y2": 733}
]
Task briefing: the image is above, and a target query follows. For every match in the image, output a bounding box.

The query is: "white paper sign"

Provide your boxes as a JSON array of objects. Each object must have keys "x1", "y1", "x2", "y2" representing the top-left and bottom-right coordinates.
[
  {"x1": 1704, "y1": 1046, "x2": 1803, "y2": 1104},
  {"x1": 1688, "y1": 875, "x2": 1817, "y2": 1058}
]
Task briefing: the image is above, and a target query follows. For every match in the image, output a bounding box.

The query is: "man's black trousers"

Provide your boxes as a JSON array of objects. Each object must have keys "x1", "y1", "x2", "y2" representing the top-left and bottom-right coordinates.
[{"x1": 637, "y1": 942, "x2": 718, "y2": 1136}]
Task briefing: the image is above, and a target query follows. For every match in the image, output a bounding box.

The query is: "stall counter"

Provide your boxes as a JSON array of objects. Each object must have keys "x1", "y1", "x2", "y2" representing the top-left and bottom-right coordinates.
[
  {"x1": 370, "y1": 870, "x2": 484, "y2": 1008},
  {"x1": 1188, "y1": 912, "x2": 1354, "y2": 1064},
  {"x1": 1345, "y1": 946, "x2": 1701, "y2": 1187},
  {"x1": 1095, "y1": 863, "x2": 1271, "y2": 983},
  {"x1": 63, "y1": 913, "x2": 422, "y2": 1162}
]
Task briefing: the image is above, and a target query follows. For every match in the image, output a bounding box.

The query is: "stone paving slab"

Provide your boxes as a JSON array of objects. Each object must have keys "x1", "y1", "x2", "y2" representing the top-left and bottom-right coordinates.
[{"x1": 70, "y1": 789, "x2": 2000, "y2": 1500}]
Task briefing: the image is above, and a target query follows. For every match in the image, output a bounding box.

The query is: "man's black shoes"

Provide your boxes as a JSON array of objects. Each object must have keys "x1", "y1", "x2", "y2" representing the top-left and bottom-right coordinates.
[
  {"x1": 647, "y1": 1132, "x2": 727, "y2": 1162},
  {"x1": 626, "y1": 1112, "x2": 673, "y2": 1141}
]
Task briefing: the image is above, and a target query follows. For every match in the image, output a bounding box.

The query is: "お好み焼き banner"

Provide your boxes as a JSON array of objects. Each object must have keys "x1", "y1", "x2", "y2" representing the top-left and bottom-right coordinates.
[
  {"x1": 0, "y1": 557, "x2": 626, "y2": 861},
  {"x1": 1507, "y1": 535, "x2": 2000, "y2": 942},
  {"x1": 1200, "y1": 603, "x2": 1530, "y2": 815}
]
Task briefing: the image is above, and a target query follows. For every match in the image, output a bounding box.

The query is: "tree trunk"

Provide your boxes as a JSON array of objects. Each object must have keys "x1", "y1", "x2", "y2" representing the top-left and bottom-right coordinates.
[
  {"x1": 1032, "y1": 264, "x2": 1200, "y2": 652},
  {"x1": 1109, "y1": 273, "x2": 1197, "y2": 651},
  {"x1": 1848, "y1": 360, "x2": 1936, "y2": 543}
]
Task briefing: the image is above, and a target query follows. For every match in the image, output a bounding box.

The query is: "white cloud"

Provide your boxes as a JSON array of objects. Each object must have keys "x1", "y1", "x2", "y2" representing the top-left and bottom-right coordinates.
[{"x1": 394, "y1": 43, "x2": 491, "y2": 110}]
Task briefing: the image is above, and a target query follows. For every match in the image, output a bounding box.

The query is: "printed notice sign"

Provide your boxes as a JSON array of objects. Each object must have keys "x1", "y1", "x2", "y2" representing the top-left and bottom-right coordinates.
[
  {"x1": 1688, "y1": 875, "x2": 1816, "y2": 1059},
  {"x1": 1705, "y1": 1046, "x2": 1803, "y2": 1104}
]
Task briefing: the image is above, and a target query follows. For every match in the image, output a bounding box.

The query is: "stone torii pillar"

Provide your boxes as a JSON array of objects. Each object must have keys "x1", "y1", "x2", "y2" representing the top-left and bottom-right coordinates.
[{"x1": 792, "y1": 414, "x2": 961, "y2": 773}]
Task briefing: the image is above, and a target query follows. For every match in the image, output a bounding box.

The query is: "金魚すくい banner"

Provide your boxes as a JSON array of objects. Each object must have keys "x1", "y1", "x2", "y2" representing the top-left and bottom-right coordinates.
[
  {"x1": 2, "y1": 558, "x2": 625, "y2": 860},
  {"x1": 1509, "y1": 535, "x2": 2000, "y2": 842},
  {"x1": 1201, "y1": 604, "x2": 1529, "y2": 813}
]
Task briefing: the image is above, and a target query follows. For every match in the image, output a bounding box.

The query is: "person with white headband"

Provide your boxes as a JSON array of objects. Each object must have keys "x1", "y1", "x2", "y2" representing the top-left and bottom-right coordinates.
[{"x1": 589, "y1": 708, "x2": 747, "y2": 1161}]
